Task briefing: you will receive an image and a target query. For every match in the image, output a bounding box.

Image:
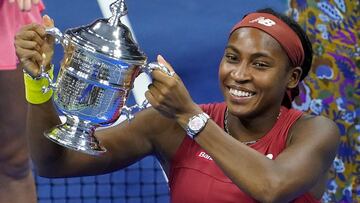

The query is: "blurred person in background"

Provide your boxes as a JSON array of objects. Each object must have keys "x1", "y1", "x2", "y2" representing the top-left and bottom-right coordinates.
[{"x1": 0, "y1": 0, "x2": 44, "y2": 202}]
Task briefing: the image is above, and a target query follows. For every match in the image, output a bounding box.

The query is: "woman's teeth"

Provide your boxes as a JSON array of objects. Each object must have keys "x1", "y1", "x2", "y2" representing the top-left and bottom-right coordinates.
[{"x1": 229, "y1": 88, "x2": 254, "y2": 97}]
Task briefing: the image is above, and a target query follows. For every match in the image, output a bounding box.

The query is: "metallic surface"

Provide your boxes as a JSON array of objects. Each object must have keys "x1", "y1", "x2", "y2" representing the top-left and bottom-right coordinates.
[{"x1": 43, "y1": 0, "x2": 147, "y2": 155}]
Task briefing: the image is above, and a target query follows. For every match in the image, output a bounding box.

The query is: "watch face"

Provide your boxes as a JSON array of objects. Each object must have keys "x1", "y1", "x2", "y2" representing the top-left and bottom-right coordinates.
[{"x1": 189, "y1": 117, "x2": 204, "y2": 131}]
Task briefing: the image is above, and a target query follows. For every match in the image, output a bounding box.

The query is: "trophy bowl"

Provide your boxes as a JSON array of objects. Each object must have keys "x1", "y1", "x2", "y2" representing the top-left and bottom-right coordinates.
[{"x1": 40, "y1": 0, "x2": 166, "y2": 155}]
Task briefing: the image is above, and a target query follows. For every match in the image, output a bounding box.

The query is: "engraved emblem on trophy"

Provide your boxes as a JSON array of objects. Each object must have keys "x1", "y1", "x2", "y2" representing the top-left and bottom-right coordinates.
[{"x1": 38, "y1": 0, "x2": 173, "y2": 155}]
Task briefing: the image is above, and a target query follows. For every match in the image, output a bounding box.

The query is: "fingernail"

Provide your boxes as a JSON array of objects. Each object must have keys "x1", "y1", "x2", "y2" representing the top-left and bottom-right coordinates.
[{"x1": 157, "y1": 54, "x2": 165, "y2": 61}]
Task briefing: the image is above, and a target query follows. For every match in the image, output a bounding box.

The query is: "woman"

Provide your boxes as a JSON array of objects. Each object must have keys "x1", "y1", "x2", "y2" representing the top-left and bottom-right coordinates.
[
  {"x1": 15, "y1": 8, "x2": 339, "y2": 203},
  {"x1": 0, "y1": 0, "x2": 44, "y2": 202}
]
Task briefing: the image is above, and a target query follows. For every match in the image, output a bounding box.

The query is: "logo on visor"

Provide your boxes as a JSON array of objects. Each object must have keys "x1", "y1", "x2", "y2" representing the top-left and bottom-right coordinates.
[{"x1": 249, "y1": 17, "x2": 276, "y2": 27}]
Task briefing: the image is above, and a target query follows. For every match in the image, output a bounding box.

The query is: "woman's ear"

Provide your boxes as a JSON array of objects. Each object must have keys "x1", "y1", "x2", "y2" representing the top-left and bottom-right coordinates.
[{"x1": 287, "y1": 67, "x2": 302, "y2": 89}]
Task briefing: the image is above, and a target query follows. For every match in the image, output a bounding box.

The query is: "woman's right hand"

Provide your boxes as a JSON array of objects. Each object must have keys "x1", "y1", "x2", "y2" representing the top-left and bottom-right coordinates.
[{"x1": 15, "y1": 15, "x2": 55, "y2": 77}]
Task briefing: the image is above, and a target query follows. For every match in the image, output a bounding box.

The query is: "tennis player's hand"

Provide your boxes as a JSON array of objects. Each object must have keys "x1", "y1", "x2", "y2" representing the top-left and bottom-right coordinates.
[
  {"x1": 145, "y1": 55, "x2": 202, "y2": 120},
  {"x1": 8, "y1": 0, "x2": 40, "y2": 11},
  {"x1": 15, "y1": 15, "x2": 55, "y2": 77}
]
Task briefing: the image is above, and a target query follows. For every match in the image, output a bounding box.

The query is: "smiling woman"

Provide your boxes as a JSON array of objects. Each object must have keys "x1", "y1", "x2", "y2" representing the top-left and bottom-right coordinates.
[
  {"x1": 15, "y1": 5, "x2": 339, "y2": 203},
  {"x1": 168, "y1": 9, "x2": 338, "y2": 203}
]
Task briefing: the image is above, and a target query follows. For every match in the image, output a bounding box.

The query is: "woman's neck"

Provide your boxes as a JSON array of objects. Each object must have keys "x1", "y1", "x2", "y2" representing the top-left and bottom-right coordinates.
[{"x1": 226, "y1": 107, "x2": 282, "y2": 142}]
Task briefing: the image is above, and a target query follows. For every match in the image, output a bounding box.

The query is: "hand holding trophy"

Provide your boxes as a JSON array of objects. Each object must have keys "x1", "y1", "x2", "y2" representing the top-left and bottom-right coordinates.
[{"x1": 31, "y1": 0, "x2": 173, "y2": 155}]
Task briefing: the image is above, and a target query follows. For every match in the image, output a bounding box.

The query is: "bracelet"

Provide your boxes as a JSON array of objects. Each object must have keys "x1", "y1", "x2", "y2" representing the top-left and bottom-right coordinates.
[{"x1": 23, "y1": 65, "x2": 54, "y2": 104}]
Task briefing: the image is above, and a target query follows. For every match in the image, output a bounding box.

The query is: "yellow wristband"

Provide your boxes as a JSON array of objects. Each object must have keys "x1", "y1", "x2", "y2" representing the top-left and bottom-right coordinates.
[{"x1": 23, "y1": 67, "x2": 54, "y2": 104}]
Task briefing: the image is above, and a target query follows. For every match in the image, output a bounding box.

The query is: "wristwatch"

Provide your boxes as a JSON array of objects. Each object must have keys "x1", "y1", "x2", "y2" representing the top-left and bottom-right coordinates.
[{"x1": 185, "y1": 112, "x2": 210, "y2": 139}]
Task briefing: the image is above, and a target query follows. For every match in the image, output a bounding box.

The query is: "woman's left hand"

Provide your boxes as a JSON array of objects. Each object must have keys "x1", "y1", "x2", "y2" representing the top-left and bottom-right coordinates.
[{"x1": 145, "y1": 55, "x2": 202, "y2": 121}]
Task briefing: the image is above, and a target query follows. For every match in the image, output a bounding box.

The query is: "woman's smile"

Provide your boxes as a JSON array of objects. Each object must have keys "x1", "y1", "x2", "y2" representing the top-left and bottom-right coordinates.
[{"x1": 228, "y1": 87, "x2": 256, "y2": 104}]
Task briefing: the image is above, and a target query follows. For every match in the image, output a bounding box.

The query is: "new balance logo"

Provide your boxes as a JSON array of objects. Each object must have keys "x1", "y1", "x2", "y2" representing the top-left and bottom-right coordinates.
[
  {"x1": 249, "y1": 17, "x2": 276, "y2": 27},
  {"x1": 198, "y1": 151, "x2": 213, "y2": 161}
]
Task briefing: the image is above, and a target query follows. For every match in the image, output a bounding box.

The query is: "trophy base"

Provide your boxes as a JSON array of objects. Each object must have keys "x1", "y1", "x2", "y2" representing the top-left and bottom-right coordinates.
[{"x1": 44, "y1": 116, "x2": 106, "y2": 156}]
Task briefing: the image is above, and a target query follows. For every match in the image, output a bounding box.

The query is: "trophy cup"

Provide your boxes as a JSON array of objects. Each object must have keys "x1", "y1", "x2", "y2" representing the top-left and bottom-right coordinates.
[{"x1": 39, "y1": 0, "x2": 172, "y2": 155}]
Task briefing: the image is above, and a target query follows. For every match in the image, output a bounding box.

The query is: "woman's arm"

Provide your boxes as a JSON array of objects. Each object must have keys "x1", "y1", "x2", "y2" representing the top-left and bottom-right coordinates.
[{"x1": 191, "y1": 115, "x2": 339, "y2": 203}]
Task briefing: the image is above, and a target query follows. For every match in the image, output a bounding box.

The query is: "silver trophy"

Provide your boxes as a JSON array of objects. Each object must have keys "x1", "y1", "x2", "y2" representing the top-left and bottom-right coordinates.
[{"x1": 39, "y1": 0, "x2": 172, "y2": 155}]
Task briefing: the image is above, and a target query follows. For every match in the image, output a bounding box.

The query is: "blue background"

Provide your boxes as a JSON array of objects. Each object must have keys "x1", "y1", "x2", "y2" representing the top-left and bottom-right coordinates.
[{"x1": 43, "y1": 0, "x2": 287, "y2": 104}]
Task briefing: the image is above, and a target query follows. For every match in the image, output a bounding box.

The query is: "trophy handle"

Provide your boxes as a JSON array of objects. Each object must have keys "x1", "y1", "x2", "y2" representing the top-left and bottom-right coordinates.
[
  {"x1": 121, "y1": 100, "x2": 150, "y2": 121},
  {"x1": 121, "y1": 62, "x2": 174, "y2": 121},
  {"x1": 45, "y1": 27, "x2": 64, "y2": 45},
  {"x1": 39, "y1": 65, "x2": 57, "y2": 94},
  {"x1": 36, "y1": 27, "x2": 64, "y2": 94}
]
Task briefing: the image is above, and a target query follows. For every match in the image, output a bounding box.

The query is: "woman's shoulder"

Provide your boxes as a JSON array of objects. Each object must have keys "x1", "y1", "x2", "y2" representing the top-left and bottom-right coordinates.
[
  {"x1": 289, "y1": 113, "x2": 340, "y2": 145},
  {"x1": 297, "y1": 113, "x2": 338, "y2": 129}
]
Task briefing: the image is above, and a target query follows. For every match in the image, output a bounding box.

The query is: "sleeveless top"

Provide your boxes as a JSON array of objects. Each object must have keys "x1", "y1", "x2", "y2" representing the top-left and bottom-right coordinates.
[
  {"x1": 0, "y1": 0, "x2": 45, "y2": 70},
  {"x1": 169, "y1": 102, "x2": 320, "y2": 203}
]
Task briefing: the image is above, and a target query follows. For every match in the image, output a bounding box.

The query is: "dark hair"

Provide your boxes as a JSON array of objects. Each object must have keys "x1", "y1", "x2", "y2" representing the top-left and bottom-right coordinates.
[{"x1": 255, "y1": 8, "x2": 313, "y2": 108}]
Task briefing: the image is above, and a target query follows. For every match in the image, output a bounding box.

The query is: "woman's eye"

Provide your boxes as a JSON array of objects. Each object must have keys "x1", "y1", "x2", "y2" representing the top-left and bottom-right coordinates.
[
  {"x1": 253, "y1": 62, "x2": 269, "y2": 68},
  {"x1": 225, "y1": 54, "x2": 238, "y2": 62}
]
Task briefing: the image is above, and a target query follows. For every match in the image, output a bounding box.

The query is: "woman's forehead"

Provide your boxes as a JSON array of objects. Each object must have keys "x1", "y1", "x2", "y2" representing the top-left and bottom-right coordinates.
[{"x1": 228, "y1": 27, "x2": 285, "y2": 55}]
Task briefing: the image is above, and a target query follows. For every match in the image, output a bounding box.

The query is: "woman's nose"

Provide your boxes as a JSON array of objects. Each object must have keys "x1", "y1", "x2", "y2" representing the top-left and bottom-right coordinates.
[{"x1": 230, "y1": 63, "x2": 252, "y2": 82}]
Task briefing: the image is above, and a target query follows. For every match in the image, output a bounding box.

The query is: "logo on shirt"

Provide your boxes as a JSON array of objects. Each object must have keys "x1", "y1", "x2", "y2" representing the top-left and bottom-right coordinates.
[
  {"x1": 198, "y1": 152, "x2": 273, "y2": 160},
  {"x1": 198, "y1": 151, "x2": 213, "y2": 161},
  {"x1": 266, "y1": 153, "x2": 274, "y2": 160},
  {"x1": 249, "y1": 17, "x2": 276, "y2": 27}
]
